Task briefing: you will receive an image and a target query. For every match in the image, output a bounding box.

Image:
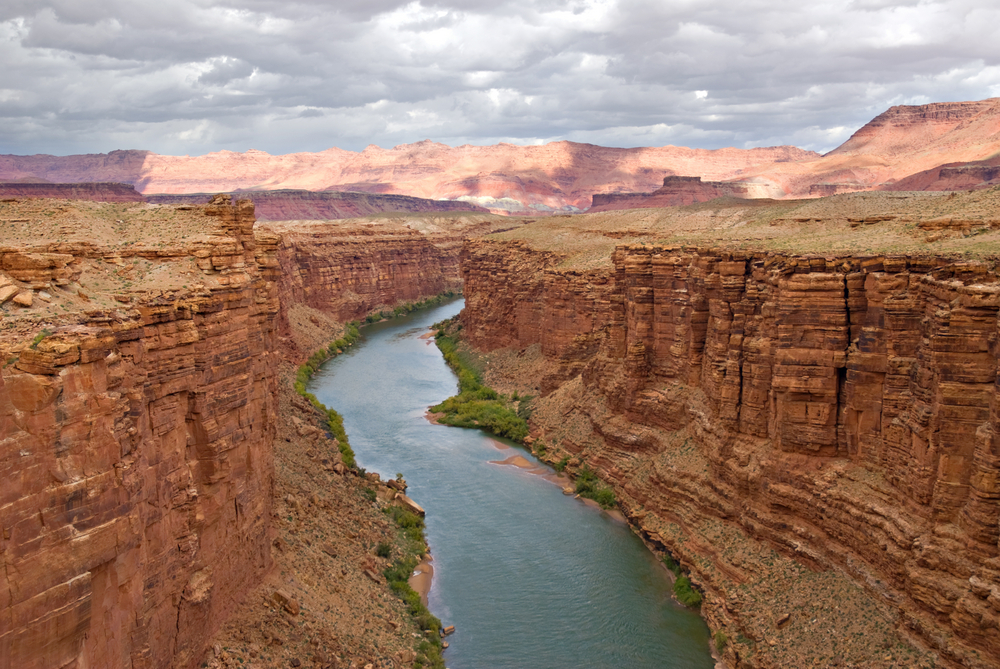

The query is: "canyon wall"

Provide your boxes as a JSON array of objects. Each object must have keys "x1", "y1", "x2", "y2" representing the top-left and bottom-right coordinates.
[
  {"x1": 262, "y1": 221, "x2": 464, "y2": 348},
  {"x1": 460, "y1": 239, "x2": 1000, "y2": 667},
  {"x1": 0, "y1": 198, "x2": 470, "y2": 668},
  {"x1": 0, "y1": 199, "x2": 279, "y2": 669}
]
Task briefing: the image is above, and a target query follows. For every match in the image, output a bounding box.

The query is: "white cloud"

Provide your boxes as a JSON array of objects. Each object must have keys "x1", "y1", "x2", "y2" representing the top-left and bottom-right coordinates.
[{"x1": 0, "y1": 0, "x2": 998, "y2": 156}]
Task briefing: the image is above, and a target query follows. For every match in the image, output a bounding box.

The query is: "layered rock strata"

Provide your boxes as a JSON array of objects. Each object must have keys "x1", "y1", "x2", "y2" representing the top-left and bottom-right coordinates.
[
  {"x1": 258, "y1": 220, "x2": 467, "y2": 354},
  {"x1": 1, "y1": 197, "x2": 471, "y2": 668},
  {"x1": 0, "y1": 197, "x2": 279, "y2": 669},
  {"x1": 460, "y1": 239, "x2": 1000, "y2": 668}
]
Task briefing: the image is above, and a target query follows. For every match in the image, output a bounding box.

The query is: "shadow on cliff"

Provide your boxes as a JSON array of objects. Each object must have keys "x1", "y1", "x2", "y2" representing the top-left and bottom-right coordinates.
[{"x1": 0, "y1": 149, "x2": 152, "y2": 189}]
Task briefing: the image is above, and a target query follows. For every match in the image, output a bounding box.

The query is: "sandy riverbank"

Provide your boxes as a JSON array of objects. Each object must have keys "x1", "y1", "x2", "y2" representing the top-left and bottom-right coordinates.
[
  {"x1": 409, "y1": 554, "x2": 434, "y2": 606},
  {"x1": 487, "y1": 441, "x2": 628, "y2": 523}
]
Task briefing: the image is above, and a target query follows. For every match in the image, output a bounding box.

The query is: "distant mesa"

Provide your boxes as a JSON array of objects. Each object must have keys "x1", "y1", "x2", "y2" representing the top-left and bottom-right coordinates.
[
  {"x1": 589, "y1": 175, "x2": 755, "y2": 212},
  {"x1": 3, "y1": 98, "x2": 1000, "y2": 213},
  {"x1": 146, "y1": 189, "x2": 489, "y2": 220},
  {"x1": 0, "y1": 181, "x2": 145, "y2": 202},
  {"x1": 0, "y1": 182, "x2": 488, "y2": 219}
]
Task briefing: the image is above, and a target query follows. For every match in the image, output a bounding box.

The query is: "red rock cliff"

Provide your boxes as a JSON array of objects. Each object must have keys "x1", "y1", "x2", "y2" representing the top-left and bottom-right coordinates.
[
  {"x1": 261, "y1": 220, "x2": 464, "y2": 344},
  {"x1": 0, "y1": 198, "x2": 494, "y2": 669},
  {"x1": 0, "y1": 198, "x2": 279, "y2": 669},
  {"x1": 460, "y1": 239, "x2": 1000, "y2": 668}
]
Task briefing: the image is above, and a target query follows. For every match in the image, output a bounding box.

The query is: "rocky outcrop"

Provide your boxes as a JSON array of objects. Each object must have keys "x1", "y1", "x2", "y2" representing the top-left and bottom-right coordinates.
[
  {"x1": 460, "y1": 239, "x2": 1000, "y2": 667},
  {"x1": 589, "y1": 176, "x2": 753, "y2": 211},
  {"x1": 0, "y1": 197, "x2": 279, "y2": 669}
]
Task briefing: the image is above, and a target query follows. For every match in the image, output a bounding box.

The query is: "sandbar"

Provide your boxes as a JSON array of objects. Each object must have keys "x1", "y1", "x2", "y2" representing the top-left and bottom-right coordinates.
[{"x1": 408, "y1": 554, "x2": 434, "y2": 606}]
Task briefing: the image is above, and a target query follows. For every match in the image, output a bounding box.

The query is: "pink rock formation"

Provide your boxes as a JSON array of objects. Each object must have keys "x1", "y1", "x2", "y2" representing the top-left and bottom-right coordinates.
[
  {"x1": 0, "y1": 143, "x2": 815, "y2": 212},
  {"x1": 5, "y1": 99, "x2": 1000, "y2": 213}
]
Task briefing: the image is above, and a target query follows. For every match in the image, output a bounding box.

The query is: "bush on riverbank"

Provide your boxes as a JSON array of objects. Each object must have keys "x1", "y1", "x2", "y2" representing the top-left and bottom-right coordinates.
[
  {"x1": 662, "y1": 554, "x2": 703, "y2": 608},
  {"x1": 430, "y1": 319, "x2": 529, "y2": 443},
  {"x1": 574, "y1": 465, "x2": 617, "y2": 509},
  {"x1": 383, "y1": 506, "x2": 444, "y2": 668},
  {"x1": 293, "y1": 321, "x2": 362, "y2": 468}
]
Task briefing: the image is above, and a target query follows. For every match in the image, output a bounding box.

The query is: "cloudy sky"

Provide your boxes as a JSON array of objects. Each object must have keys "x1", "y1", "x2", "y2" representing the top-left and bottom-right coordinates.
[{"x1": 1, "y1": 0, "x2": 998, "y2": 157}]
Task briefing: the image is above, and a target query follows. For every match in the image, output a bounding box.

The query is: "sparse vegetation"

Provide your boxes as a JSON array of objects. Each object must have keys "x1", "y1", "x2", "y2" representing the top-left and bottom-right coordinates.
[
  {"x1": 573, "y1": 465, "x2": 617, "y2": 509},
  {"x1": 430, "y1": 317, "x2": 529, "y2": 443},
  {"x1": 383, "y1": 506, "x2": 444, "y2": 669},
  {"x1": 29, "y1": 328, "x2": 52, "y2": 349}
]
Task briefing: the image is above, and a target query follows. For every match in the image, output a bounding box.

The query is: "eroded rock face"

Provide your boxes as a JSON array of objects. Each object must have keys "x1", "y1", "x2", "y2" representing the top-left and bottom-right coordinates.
[
  {"x1": 259, "y1": 221, "x2": 463, "y2": 342},
  {"x1": 0, "y1": 199, "x2": 280, "y2": 669},
  {"x1": 460, "y1": 240, "x2": 1000, "y2": 667},
  {"x1": 0, "y1": 197, "x2": 479, "y2": 669}
]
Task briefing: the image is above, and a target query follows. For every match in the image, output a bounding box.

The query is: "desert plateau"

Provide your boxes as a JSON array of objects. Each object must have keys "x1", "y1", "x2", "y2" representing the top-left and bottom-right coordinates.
[{"x1": 2, "y1": 98, "x2": 1000, "y2": 669}]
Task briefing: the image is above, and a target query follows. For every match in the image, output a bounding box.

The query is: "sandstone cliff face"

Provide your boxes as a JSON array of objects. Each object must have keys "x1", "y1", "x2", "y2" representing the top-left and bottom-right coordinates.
[
  {"x1": 460, "y1": 239, "x2": 1000, "y2": 668},
  {"x1": 262, "y1": 221, "x2": 464, "y2": 341},
  {"x1": 0, "y1": 198, "x2": 280, "y2": 669},
  {"x1": 0, "y1": 196, "x2": 488, "y2": 668}
]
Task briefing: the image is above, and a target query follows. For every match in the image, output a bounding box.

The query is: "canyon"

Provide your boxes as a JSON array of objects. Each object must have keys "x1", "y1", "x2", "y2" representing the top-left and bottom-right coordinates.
[
  {"x1": 3, "y1": 99, "x2": 1000, "y2": 669},
  {"x1": 0, "y1": 195, "x2": 499, "y2": 668},
  {"x1": 3, "y1": 99, "x2": 1000, "y2": 213},
  {"x1": 458, "y1": 189, "x2": 1000, "y2": 668}
]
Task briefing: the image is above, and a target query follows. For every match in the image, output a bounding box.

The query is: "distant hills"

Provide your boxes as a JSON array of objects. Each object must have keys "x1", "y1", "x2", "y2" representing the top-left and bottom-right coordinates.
[{"x1": 2, "y1": 98, "x2": 999, "y2": 215}]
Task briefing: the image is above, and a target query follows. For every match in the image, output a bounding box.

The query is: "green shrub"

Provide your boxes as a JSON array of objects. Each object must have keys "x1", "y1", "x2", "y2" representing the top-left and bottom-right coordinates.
[
  {"x1": 662, "y1": 554, "x2": 681, "y2": 576},
  {"x1": 573, "y1": 465, "x2": 617, "y2": 509},
  {"x1": 714, "y1": 630, "x2": 728, "y2": 652},
  {"x1": 554, "y1": 456, "x2": 570, "y2": 473},
  {"x1": 375, "y1": 541, "x2": 392, "y2": 558},
  {"x1": 430, "y1": 324, "x2": 529, "y2": 444},
  {"x1": 673, "y1": 575, "x2": 703, "y2": 607}
]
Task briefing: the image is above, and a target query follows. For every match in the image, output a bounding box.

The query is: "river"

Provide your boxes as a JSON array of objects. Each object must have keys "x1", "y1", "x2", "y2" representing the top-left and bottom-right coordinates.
[{"x1": 309, "y1": 299, "x2": 714, "y2": 669}]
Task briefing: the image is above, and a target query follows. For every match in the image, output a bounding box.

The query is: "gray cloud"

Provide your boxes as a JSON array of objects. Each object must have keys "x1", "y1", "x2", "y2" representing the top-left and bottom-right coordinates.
[{"x1": 0, "y1": 0, "x2": 998, "y2": 156}]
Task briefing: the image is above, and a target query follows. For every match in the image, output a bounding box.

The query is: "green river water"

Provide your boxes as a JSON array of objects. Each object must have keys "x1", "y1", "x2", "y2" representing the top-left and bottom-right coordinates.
[{"x1": 309, "y1": 299, "x2": 714, "y2": 669}]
